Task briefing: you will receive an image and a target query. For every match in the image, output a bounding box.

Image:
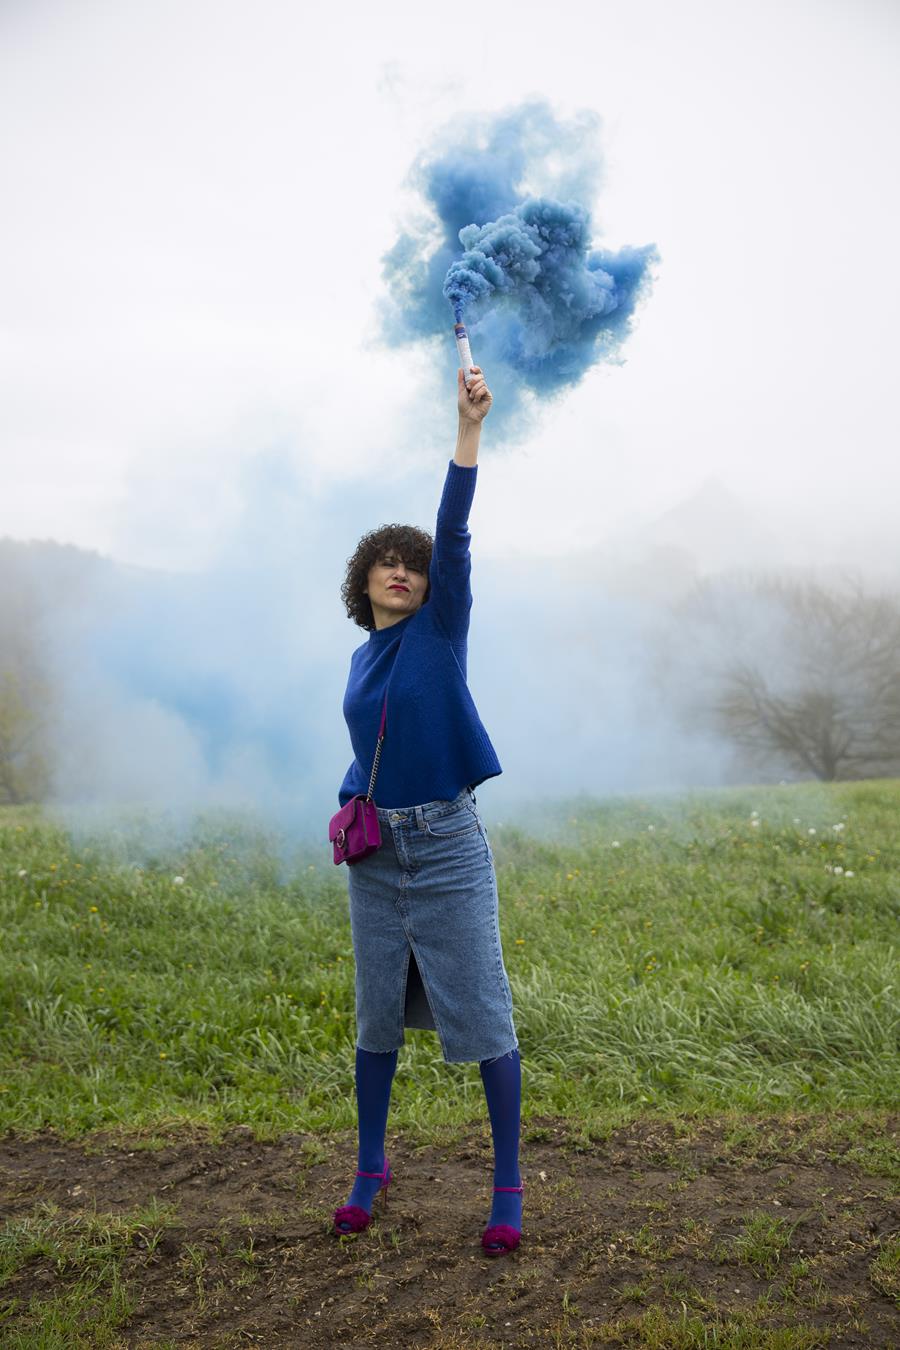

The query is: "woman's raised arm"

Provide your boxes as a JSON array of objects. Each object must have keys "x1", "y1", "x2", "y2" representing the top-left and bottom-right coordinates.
[{"x1": 425, "y1": 366, "x2": 492, "y2": 639}]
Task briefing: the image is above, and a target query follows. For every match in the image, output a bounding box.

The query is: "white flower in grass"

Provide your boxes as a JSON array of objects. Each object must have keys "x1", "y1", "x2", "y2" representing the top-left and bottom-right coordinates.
[
  {"x1": 647, "y1": 824, "x2": 655, "y2": 832},
  {"x1": 832, "y1": 823, "x2": 845, "y2": 832},
  {"x1": 808, "y1": 828, "x2": 816, "y2": 835},
  {"x1": 18, "y1": 869, "x2": 28, "y2": 877},
  {"x1": 825, "y1": 865, "x2": 833, "y2": 873},
  {"x1": 173, "y1": 875, "x2": 185, "y2": 885},
  {"x1": 833, "y1": 866, "x2": 843, "y2": 875},
  {"x1": 611, "y1": 840, "x2": 620, "y2": 848},
  {"x1": 750, "y1": 820, "x2": 759, "y2": 828},
  {"x1": 844, "y1": 871, "x2": 854, "y2": 878},
  {"x1": 751, "y1": 810, "x2": 759, "y2": 818},
  {"x1": 793, "y1": 818, "x2": 801, "y2": 824}
]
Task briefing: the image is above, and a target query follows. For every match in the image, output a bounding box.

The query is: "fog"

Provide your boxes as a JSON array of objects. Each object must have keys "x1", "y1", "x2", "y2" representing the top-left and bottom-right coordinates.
[{"x1": 7, "y1": 450, "x2": 870, "y2": 868}]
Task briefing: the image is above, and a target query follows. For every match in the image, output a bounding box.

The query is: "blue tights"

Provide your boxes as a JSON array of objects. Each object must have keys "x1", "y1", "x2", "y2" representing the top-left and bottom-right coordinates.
[
  {"x1": 344, "y1": 1045, "x2": 522, "y2": 1232},
  {"x1": 479, "y1": 1047, "x2": 523, "y2": 1230},
  {"x1": 343, "y1": 1046, "x2": 399, "y2": 1215}
]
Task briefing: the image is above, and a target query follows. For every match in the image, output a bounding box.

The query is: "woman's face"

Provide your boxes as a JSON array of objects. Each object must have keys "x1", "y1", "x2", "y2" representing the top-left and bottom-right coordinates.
[{"x1": 364, "y1": 551, "x2": 428, "y2": 629}]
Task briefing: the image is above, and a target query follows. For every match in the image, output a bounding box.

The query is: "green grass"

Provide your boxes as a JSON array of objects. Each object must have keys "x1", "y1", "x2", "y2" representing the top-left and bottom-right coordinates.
[
  {"x1": 1, "y1": 779, "x2": 898, "y2": 1141},
  {"x1": 0, "y1": 1199, "x2": 175, "y2": 1346},
  {"x1": 715, "y1": 1211, "x2": 801, "y2": 1280}
]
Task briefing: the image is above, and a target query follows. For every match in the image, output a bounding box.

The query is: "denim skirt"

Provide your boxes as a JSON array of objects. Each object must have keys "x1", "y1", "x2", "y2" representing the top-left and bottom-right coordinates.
[{"x1": 346, "y1": 787, "x2": 519, "y2": 1063}]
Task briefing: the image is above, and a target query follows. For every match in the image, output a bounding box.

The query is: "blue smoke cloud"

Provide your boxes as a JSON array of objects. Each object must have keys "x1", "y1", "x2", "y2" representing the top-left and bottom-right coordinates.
[
  {"x1": 34, "y1": 443, "x2": 740, "y2": 873},
  {"x1": 382, "y1": 101, "x2": 658, "y2": 429}
]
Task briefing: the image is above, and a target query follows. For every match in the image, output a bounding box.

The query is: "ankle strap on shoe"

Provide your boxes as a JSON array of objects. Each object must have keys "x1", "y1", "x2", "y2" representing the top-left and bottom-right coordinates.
[{"x1": 356, "y1": 1158, "x2": 389, "y2": 1179}]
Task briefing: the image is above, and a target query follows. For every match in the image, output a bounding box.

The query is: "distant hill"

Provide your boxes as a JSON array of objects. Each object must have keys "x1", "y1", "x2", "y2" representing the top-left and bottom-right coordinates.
[
  {"x1": 1, "y1": 538, "x2": 123, "y2": 622},
  {"x1": 476, "y1": 478, "x2": 783, "y2": 607},
  {"x1": 504, "y1": 477, "x2": 899, "y2": 606},
  {"x1": 634, "y1": 476, "x2": 782, "y2": 574}
]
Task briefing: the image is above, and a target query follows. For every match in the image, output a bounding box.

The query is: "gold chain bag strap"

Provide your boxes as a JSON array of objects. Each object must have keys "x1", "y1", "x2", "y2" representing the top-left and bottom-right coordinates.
[{"x1": 328, "y1": 694, "x2": 388, "y2": 865}]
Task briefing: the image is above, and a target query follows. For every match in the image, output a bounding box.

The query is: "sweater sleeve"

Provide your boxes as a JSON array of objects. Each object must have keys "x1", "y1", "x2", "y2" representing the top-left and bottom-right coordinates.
[{"x1": 427, "y1": 460, "x2": 477, "y2": 640}]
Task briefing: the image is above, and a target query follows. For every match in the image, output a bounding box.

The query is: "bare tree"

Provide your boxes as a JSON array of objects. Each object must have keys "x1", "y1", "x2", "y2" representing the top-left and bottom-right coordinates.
[
  {"x1": 662, "y1": 573, "x2": 900, "y2": 782},
  {"x1": 0, "y1": 668, "x2": 51, "y2": 804},
  {"x1": 0, "y1": 545, "x2": 58, "y2": 804}
]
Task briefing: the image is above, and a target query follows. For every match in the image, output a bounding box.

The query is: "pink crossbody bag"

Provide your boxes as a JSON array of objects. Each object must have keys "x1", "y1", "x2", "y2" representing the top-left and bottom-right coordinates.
[{"x1": 329, "y1": 694, "x2": 388, "y2": 866}]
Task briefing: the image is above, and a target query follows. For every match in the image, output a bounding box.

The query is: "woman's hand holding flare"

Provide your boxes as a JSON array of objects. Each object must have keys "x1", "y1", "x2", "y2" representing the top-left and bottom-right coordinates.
[
  {"x1": 454, "y1": 366, "x2": 491, "y2": 467},
  {"x1": 458, "y1": 366, "x2": 492, "y2": 424}
]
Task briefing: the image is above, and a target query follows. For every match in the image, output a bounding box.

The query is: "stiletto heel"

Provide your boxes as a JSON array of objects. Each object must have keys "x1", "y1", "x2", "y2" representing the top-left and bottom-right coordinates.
[
  {"x1": 481, "y1": 1180, "x2": 524, "y2": 1256},
  {"x1": 333, "y1": 1157, "x2": 393, "y2": 1235}
]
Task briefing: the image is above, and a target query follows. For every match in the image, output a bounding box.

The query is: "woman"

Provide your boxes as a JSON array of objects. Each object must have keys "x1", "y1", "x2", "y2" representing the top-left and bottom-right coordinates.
[{"x1": 332, "y1": 364, "x2": 523, "y2": 1257}]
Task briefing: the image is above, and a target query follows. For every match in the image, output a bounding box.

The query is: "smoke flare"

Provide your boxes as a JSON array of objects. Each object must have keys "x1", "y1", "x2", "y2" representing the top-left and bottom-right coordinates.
[{"x1": 383, "y1": 100, "x2": 659, "y2": 430}]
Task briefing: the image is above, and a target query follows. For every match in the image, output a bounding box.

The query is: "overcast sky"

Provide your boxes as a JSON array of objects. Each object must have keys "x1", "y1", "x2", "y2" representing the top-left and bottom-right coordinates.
[{"x1": 2, "y1": 0, "x2": 899, "y2": 572}]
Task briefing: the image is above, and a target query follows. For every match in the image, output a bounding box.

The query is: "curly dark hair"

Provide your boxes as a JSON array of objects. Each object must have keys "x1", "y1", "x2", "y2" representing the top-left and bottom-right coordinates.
[{"x1": 341, "y1": 523, "x2": 434, "y2": 631}]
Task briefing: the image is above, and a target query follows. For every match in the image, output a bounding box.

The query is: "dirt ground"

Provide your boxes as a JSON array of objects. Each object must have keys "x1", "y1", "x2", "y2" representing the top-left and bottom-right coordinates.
[{"x1": 1, "y1": 1113, "x2": 898, "y2": 1348}]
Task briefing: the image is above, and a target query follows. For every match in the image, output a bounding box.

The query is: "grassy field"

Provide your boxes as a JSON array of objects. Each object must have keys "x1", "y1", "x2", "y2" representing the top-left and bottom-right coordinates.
[
  {"x1": 3, "y1": 779, "x2": 898, "y2": 1136},
  {"x1": 1, "y1": 779, "x2": 898, "y2": 1346}
]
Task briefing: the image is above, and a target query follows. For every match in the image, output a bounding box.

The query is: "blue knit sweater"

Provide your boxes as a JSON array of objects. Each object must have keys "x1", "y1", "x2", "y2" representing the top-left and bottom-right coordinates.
[{"x1": 338, "y1": 460, "x2": 502, "y2": 808}]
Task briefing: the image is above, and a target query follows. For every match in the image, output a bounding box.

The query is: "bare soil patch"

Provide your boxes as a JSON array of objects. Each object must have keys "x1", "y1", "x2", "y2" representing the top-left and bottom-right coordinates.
[{"x1": 1, "y1": 1114, "x2": 898, "y2": 1347}]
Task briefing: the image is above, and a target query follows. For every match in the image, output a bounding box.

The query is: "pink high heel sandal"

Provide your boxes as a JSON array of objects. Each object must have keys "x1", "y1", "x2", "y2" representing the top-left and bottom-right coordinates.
[
  {"x1": 482, "y1": 1180, "x2": 524, "y2": 1256},
  {"x1": 333, "y1": 1157, "x2": 392, "y2": 1235}
]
